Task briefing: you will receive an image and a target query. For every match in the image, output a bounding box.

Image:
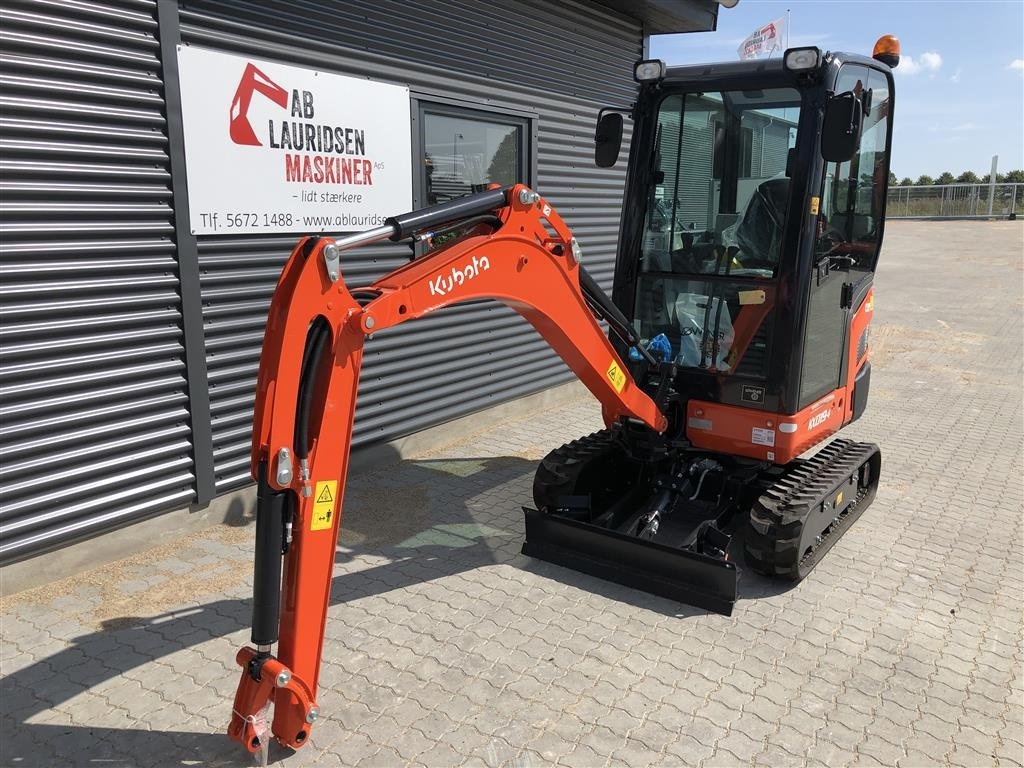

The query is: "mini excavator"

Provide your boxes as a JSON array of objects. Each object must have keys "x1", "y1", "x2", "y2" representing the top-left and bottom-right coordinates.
[{"x1": 229, "y1": 39, "x2": 899, "y2": 757}]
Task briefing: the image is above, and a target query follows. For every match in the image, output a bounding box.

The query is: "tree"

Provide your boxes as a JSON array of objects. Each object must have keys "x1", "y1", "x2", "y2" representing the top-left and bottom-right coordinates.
[
  {"x1": 935, "y1": 172, "x2": 955, "y2": 185},
  {"x1": 956, "y1": 170, "x2": 979, "y2": 184},
  {"x1": 900, "y1": 177, "x2": 913, "y2": 186},
  {"x1": 916, "y1": 174, "x2": 934, "y2": 186},
  {"x1": 888, "y1": 171, "x2": 897, "y2": 185},
  {"x1": 1003, "y1": 169, "x2": 1024, "y2": 184}
]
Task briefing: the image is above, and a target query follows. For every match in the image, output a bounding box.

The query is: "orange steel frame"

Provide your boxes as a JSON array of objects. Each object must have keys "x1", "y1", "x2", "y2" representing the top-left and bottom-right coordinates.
[{"x1": 227, "y1": 185, "x2": 666, "y2": 751}]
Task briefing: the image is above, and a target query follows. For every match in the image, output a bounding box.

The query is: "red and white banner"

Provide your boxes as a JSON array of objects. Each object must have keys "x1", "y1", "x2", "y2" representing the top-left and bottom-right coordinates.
[{"x1": 737, "y1": 16, "x2": 787, "y2": 60}]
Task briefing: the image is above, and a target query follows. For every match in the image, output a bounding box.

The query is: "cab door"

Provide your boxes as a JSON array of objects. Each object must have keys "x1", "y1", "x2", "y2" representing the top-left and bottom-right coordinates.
[{"x1": 798, "y1": 63, "x2": 892, "y2": 410}]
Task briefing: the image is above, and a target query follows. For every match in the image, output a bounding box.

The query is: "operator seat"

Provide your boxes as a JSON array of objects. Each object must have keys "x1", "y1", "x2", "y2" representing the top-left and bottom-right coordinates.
[{"x1": 731, "y1": 177, "x2": 790, "y2": 273}]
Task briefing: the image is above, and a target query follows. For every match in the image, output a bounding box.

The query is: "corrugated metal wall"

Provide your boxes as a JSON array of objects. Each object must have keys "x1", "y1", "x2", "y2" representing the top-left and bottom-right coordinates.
[
  {"x1": 752, "y1": 128, "x2": 764, "y2": 178},
  {"x1": 177, "y1": 0, "x2": 643, "y2": 492},
  {"x1": 0, "y1": 0, "x2": 196, "y2": 562},
  {"x1": 671, "y1": 97, "x2": 717, "y2": 230},
  {"x1": 759, "y1": 124, "x2": 791, "y2": 178},
  {"x1": 0, "y1": 0, "x2": 643, "y2": 561}
]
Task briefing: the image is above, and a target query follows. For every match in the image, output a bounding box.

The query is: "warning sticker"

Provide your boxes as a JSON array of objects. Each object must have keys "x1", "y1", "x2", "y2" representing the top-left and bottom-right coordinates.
[
  {"x1": 809, "y1": 196, "x2": 820, "y2": 215},
  {"x1": 310, "y1": 481, "x2": 338, "y2": 531},
  {"x1": 606, "y1": 360, "x2": 626, "y2": 394},
  {"x1": 751, "y1": 427, "x2": 775, "y2": 447}
]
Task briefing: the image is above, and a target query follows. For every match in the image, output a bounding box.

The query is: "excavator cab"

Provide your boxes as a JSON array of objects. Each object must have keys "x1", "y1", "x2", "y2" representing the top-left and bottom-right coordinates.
[{"x1": 611, "y1": 48, "x2": 894, "y2": 436}]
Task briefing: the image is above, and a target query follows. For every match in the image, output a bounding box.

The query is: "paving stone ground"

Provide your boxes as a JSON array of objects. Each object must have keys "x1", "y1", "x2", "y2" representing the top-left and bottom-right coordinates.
[{"x1": 1, "y1": 220, "x2": 1022, "y2": 768}]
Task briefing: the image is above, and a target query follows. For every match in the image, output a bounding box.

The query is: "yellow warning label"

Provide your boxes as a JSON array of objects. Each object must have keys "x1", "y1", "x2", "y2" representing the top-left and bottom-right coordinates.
[
  {"x1": 606, "y1": 360, "x2": 626, "y2": 394},
  {"x1": 809, "y1": 196, "x2": 820, "y2": 215},
  {"x1": 310, "y1": 481, "x2": 337, "y2": 531},
  {"x1": 836, "y1": 492, "x2": 844, "y2": 507}
]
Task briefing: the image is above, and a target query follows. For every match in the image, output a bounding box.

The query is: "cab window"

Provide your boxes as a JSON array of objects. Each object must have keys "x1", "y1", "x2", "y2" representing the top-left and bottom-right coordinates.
[
  {"x1": 818, "y1": 65, "x2": 891, "y2": 271},
  {"x1": 632, "y1": 88, "x2": 802, "y2": 376}
]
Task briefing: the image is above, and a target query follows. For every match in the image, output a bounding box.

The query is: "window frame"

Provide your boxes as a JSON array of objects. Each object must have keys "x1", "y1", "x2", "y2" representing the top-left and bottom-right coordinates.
[
  {"x1": 712, "y1": 121, "x2": 754, "y2": 180},
  {"x1": 410, "y1": 95, "x2": 538, "y2": 210}
]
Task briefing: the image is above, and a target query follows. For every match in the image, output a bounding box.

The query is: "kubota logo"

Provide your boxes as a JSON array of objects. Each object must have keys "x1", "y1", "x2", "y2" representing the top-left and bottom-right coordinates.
[
  {"x1": 229, "y1": 63, "x2": 288, "y2": 146},
  {"x1": 429, "y1": 255, "x2": 491, "y2": 297}
]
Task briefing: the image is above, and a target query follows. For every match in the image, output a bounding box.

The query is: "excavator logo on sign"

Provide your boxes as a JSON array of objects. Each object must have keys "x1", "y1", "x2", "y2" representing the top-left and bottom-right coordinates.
[
  {"x1": 310, "y1": 481, "x2": 337, "y2": 531},
  {"x1": 606, "y1": 360, "x2": 626, "y2": 393},
  {"x1": 229, "y1": 63, "x2": 289, "y2": 147},
  {"x1": 227, "y1": 61, "x2": 376, "y2": 186}
]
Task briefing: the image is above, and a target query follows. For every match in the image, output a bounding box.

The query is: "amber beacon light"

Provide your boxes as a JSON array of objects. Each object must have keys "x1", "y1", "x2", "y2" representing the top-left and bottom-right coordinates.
[{"x1": 872, "y1": 35, "x2": 900, "y2": 68}]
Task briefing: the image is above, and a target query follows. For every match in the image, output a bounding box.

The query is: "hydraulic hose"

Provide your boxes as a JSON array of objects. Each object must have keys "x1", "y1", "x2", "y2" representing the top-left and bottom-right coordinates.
[
  {"x1": 578, "y1": 266, "x2": 657, "y2": 365},
  {"x1": 294, "y1": 318, "x2": 331, "y2": 461},
  {"x1": 415, "y1": 214, "x2": 503, "y2": 246}
]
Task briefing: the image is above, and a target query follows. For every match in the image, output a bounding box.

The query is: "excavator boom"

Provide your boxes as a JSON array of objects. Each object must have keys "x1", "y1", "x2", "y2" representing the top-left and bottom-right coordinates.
[{"x1": 228, "y1": 184, "x2": 665, "y2": 753}]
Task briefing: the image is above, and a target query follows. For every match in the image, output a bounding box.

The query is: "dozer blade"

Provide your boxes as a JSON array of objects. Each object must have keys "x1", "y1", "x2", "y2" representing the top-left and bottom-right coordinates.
[{"x1": 522, "y1": 507, "x2": 737, "y2": 615}]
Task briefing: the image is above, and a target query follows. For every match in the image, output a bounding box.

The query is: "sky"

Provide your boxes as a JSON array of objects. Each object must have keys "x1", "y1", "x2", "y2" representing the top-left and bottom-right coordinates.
[{"x1": 650, "y1": 0, "x2": 1024, "y2": 180}]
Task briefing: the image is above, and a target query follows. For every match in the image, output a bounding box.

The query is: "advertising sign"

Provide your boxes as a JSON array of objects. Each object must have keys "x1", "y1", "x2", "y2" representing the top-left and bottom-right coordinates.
[{"x1": 177, "y1": 46, "x2": 413, "y2": 235}]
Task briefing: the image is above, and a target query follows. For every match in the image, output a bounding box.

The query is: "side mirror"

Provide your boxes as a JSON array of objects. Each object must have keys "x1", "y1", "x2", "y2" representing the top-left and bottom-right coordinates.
[
  {"x1": 595, "y1": 112, "x2": 623, "y2": 168},
  {"x1": 821, "y1": 91, "x2": 863, "y2": 163}
]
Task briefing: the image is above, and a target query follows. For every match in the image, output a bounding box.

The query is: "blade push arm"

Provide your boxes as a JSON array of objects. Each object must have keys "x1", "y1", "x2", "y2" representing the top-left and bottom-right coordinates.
[{"x1": 228, "y1": 184, "x2": 665, "y2": 753}]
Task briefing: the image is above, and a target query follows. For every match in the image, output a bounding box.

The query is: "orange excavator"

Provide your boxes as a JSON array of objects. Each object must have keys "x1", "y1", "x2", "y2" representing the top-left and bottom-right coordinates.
[{"x1": 228, "y1": 38, "x2": 899, "y2": 758}]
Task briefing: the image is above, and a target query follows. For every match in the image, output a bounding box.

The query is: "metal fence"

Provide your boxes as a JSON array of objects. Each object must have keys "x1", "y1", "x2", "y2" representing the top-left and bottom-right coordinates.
[{"x1": 888, "y1": 183, "x2": 1022, "y2": 219}]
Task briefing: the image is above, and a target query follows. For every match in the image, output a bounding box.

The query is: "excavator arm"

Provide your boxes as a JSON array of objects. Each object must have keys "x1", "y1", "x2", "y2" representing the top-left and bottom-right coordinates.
[{"x1": 228, "y1": 184, "x2": 666, "y2": 754}]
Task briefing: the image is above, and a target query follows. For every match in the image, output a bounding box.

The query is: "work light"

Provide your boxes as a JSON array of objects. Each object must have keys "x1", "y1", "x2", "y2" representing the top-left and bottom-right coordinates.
[
  {"x1": 783, "y1": 47, "x2": 822, "y2": 72},
  {"x1": 634, "y1": 59, "x2": 666, "y2": 83}
]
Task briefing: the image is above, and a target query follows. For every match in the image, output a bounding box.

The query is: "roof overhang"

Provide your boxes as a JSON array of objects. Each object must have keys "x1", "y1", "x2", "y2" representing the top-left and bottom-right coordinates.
[{"x1": 594, "y1": 0, "x2": 721, "y2": 35}]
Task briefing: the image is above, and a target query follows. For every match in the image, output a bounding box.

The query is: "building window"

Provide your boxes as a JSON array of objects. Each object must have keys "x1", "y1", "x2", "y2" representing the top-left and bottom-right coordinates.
[{"x1": 419, "y1": 104, "x2": 531, "y2": 205}]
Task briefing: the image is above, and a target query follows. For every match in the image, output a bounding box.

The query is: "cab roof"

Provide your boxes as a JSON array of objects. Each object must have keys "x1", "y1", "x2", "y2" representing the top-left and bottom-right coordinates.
[{"x1": 659, "y1": 51, "x2": 891, "y2": 89}]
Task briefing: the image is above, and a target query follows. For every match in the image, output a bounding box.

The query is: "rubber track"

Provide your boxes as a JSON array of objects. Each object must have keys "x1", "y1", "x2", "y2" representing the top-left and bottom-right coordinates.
[
  {"x1": 532, "y1": 430, "x2": 619, "y2": 512},
  {"x1": 744, "y1": 439, "x2": 880, "y2": 580}
]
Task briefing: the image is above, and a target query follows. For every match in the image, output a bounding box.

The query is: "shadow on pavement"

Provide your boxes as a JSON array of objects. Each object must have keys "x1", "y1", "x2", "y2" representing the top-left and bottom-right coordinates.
[{"x1": 1, "y1": 446, "x2": 793, "y2": 766}]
